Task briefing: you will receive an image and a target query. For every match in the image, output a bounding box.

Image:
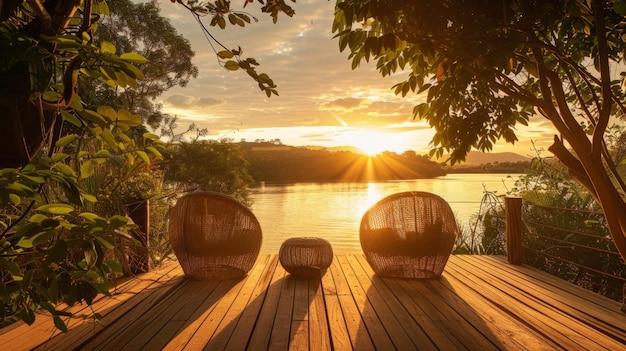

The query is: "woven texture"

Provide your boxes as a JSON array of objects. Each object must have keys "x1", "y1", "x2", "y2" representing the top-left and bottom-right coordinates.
[
  {"x1": 279, "y1": 237, "x2": 333, "y2": 277},
  {"x1": 360, "y1": 191, "x2": 457, "y2": 279},
  {"x1": 168, "y1": 191, "x2": 262, "y2": 280}
]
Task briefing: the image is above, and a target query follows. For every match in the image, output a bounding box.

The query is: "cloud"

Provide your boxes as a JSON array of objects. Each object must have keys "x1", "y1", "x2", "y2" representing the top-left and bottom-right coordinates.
[
  {"x1": 165, "y1": 94, "x2": 225, "y2": 109},
  {"x1": 319, "y1": 97, "x2": 369, "y2": 111}
]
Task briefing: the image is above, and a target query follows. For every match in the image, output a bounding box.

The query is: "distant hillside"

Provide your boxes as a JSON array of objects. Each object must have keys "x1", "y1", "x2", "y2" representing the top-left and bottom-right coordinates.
[
  {"x1": 239, "y1": 142, "x2": 446, "y2": 182},
  {"x1": 437, "y1": 151, "x2": 532, "y2": 166}
]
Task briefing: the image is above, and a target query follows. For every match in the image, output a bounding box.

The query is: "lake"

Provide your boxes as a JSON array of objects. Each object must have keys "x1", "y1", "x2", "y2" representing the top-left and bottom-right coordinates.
[{"x1": 249, "y1": 173, "x2": 522, "y2": 254}]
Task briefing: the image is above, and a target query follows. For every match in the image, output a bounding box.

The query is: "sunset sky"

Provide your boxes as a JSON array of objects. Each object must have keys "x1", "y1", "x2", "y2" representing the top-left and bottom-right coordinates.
[{"x1": 152, "y1": 0, "x2": 556, "y2": 157}]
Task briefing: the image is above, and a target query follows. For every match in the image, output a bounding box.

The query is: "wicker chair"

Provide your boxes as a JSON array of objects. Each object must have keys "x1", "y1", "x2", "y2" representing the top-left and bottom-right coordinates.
[
  {"x1": 360, "y1": 191, "x2": 457, "y2": 279},
  {"x1": 168, "y1": 191, "x2": 262, "y2": 280}
]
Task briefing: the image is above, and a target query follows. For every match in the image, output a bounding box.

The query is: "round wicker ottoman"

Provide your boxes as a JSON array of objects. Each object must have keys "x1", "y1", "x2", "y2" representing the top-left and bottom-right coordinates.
[{"x1": 279, "y1": 237, "x2": 333, "y2": 277}]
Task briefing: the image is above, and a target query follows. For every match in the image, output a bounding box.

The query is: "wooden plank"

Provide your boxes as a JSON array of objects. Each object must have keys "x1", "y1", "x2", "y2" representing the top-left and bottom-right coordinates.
[
  {"x1": 160, "y1": 278, "x2": 245, "y2": 350},
  {"x1": 179, "y1": 275, "x2": 252, "y2": 350},
  {"x1": 345, "y1": 255, "x2": 420, "y2": 350},
  {"x1": 224, "y1": 255, "x2": 280, "y2": 350},
  {"x1": 3, "y1": 255, "x2": 626, "y2": 351},
  {"x1": 352, "y1": 255, "x2": 439, "y2": 351},
  {"x1": 446, "y1": 256, "x2": 620, "y2": 350},
  {"x1": 405, "y1": 278, "x2": 502, "y2": 351},
  {"x1": 37, "y1": 264, "x2": 186, "y2": 351},
  {"x1": 329, "y1": 257, "x2": 376, "y2": 350},
  {"x1": 267, "y1": 271, "x2": 296, "y2": 350},
  {"x1": 337, "y1": 255, "x2": 395, "y2": 350},
  {"x1": 436, "y1": 263, "x2": 562, "y2": 351},
  {"x1": 464, "y1": 255, "x2": 626, "y2": 341},
  {"x1": 381, "y1": 277, "x2": 461, "y2": 350},
  {"x1": 246, "y1": 261, "x2": 287, "y2": 351},
  {"x1": 463, "y1": 256, "x2": 626, "y2": 344},
  {"x1": 94, "y1": 276, "x2": 211, "y2": 350},
  {"x1": 204, "y1": 255, "x2": 273, "y2": 350},
  {"x1": 309, "y1": 275, "x2": 331, "y2": 351},
  {"x1": 289, "y1": 278, "x2": 310, "y2": 350},
  {"x1": 0, "y1": 262, "x2": 181, "y2": 350},
  {"x1": 320, "y1": 256, "x2": 352, "y2": 351}
]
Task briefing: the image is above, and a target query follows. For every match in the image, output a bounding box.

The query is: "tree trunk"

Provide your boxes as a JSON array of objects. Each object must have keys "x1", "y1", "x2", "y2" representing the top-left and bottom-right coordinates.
[{"x1": 0, "y1": 0, "x2": 81, "y2": 168}]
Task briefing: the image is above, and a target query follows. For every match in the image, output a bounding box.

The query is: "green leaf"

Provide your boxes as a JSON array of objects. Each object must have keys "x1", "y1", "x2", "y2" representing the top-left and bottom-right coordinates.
[
  {"x1": 101, "y1": 129, "x2": 119, "y2": 151},
  {"x1": 81, "y1": 110, "x2": 107, "y2": 125},
  {"x1": 94, "y1": 150, "x2": 111, "y2": 158},
  {"x1": 52, "y1": 163, "x2": 76, "y2": 177},
  {"x1": 117, "y1": 109, "x2": 142, "y2": 126},
  {"x1": 20, "y1": 306, "x2": 36, "y2": 325},
  {"x1": 135, "y1": 151, "x2": 150, "y2": 165},
  {"x1": 80, "y1": 212, "x2": 106, "y2": 223},
  {"x1": 224, "y1": 61, "x2": 240, "y2": 71},
  {"x1": 53, "y1": 316, "x2": 68, "y2": 333},
  {"x1": 97, "y1": 106, "x2": 117, "y2": 122},
  {"x1": 106, "y1": 259, "x2": 123, "y2": 273},
  {"x1": 120, "y1": 52, "x2": 149, "y2": 64},
  {"x1": 46, "y1": 239, "x2": 68, "y2": 263},
  {"x1": 96, "y1": 236, "x2": 116, "y2": 250},
  {"x1": 55, "y1": 134, "x2": 79, "y2": 147},
  {"x1": 9, "y1": 194, "x2": 20, "y2": 205},
  {"x1": 109, "y1": 215, "x2": 128, "y2": 229},
  {"x1": 80, "y1": 161, "x2": 95, "y2": 179},
  {"x1": 146, "y1": 146, "x2": 162, "y2": 158},
  {"x1": 61, "y1": 111, "x2": 82, "y2": 127},
  {"x1": 0, "y1": 258, "x2": 22, "y2": 281},
  {"x1": 37, "y1": 203, "x2": 75, "y2": 215},
  {"x1": 31, "y1": 231, "x2": 53, "y2": 247},
  {"x1": 81, "y1": 192, "x2": 97, "y2": 203},
  {"x1": 109, "y1": 154, "x2": 125, "y2": 168},
  {"x1": 217, "y1": 50, "x2": 234, "y2": 59},
  {"x1": 143, "y1": 132, "x2": 160, "y2": 140},
  {"x1": 101, "y1": 41, "x2": 116, "y2": 54},
  {"x1": 20, "y1": 174, "x2": 46, "y2": 184},
  {"x1": 29, "y1": 214, "x2": 49, "y2": 223}
]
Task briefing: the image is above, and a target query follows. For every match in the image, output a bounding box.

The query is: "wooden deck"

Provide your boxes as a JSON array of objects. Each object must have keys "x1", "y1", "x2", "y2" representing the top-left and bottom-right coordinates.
[{"x1": 1, "y1": 255, "x2": 625, "y2": 350}]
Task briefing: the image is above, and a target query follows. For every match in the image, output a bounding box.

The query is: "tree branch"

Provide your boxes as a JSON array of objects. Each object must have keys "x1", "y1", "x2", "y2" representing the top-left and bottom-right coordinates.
[
  {"x1": 591, "y1": 0, "x2": 612, "y2": 157},
  {"x1": 547, "y1": 135, "x2": 595, "y2": 194}
]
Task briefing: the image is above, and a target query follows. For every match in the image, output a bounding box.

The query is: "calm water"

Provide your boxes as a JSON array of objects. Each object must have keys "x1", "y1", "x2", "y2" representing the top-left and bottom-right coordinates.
[{"x1": 249, "y1": 173, "x2": 521, "y2": 254}]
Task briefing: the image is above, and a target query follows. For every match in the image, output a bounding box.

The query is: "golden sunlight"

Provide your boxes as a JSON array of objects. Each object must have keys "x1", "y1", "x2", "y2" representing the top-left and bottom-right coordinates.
[{"x1": 342, "y1": 129, "x2": 399, "y2": 156}]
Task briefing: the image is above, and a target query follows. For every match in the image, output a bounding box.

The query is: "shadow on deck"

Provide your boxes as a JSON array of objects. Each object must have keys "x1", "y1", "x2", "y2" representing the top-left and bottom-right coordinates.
[{"x1": 1, "y1": 255, "x2": 625, "y2": 350}]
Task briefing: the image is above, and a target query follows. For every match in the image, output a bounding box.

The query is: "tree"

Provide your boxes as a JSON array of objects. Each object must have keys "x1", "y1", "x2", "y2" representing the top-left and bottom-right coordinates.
[
  {"x1": 165, "y1": 140, "x2": 253, "y2": 204},
  {"x1": 0, "y1": 0, "x2": 293, "y2": 329},
  {"x1": 332, "y1": 0, "x2": 626, "y2": 261},
  {"x1": 83, "y1": 0, "x2": 198, "y2": 128}
]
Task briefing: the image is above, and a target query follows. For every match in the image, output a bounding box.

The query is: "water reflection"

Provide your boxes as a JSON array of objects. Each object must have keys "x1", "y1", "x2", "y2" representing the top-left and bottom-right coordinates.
[{"x1": 250, "y1": 174, "x2": 520, "y2": 254}]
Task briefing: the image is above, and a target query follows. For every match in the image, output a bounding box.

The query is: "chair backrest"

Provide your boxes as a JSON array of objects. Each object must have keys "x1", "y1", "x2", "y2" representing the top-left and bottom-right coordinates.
[
  {"x1": 361, "y1": 191, "x2": 457, "y2": 241},
  {"x1": 359, "y1": 191, "x2": 457, "y2": 278},
  {"x1": 168, "y1": 191, "x2": 262, "y2": 279}
]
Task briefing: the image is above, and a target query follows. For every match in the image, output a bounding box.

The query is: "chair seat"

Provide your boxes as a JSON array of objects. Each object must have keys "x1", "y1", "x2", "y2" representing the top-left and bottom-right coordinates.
[{"x1": 360, "y1": 191, "x2": 457, "y2": 279}]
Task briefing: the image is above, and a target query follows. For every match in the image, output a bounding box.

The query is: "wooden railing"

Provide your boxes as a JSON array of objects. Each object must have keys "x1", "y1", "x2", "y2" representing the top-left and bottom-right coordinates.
[{"x1": 503, "y1": 197, "x2": 626, "y2": 311}]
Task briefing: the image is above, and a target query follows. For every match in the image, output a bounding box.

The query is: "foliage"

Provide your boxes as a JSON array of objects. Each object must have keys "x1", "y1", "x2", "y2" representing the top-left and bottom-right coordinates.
[
  {"x1": 331, "y1": 0, "x2": 626, "y2": 261},
  {"x1": 83, "y1": 0, "x2": 198, "y2": 128},
  {"x1": 165, "y1": 140, "x2": 254, "y2": 205},
  {"x1": 0, "y1": 0, "x2": 165, "y2": 329},
  {"x1": 0, "y1": 0, "x2": 297, "y2": 330},
  {"x1": 175, "y1": 0, "x2": 296, "y2": 97},
  {"x1": 454, "y1": 190, "x2": 508, "y2": 255},
  {"x1": 483, "y1": 155, "x2": 626, "y2": 301}
]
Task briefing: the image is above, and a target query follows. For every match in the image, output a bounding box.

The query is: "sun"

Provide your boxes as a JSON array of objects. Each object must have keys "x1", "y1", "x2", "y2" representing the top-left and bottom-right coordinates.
[{"x1": 343, "y1": 129, "x2": 400, "y2": 156}]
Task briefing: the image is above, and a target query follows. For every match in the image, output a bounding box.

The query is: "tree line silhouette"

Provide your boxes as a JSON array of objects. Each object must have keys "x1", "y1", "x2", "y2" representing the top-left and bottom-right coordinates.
[{"x1": 239, "y1": 142, "x2": 446, "y2": 182}]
